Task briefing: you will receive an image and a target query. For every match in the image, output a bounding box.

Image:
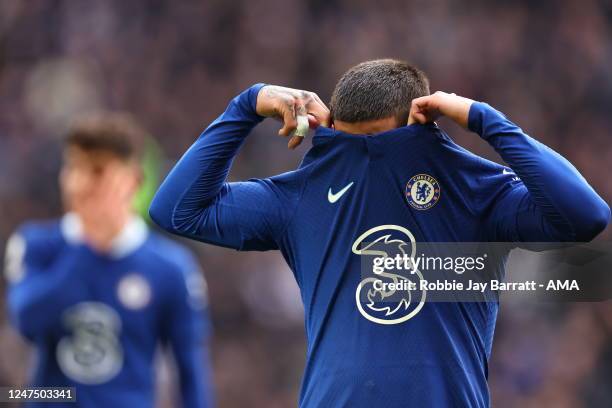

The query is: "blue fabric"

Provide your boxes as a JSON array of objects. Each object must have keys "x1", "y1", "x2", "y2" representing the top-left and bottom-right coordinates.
[
  {"x1": 150, "y1": 85, "x2": 610, "y2": 407},
  {"x1": 6, "y1": 221, "x2": 213, "y2": 408}
]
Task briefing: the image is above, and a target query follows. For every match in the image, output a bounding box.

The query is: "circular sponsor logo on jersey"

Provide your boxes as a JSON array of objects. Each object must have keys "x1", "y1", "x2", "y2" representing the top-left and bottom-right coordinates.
[
  {"x1": 405, "y1": 174, "x2": 441, "y2": 210},
  {"x1": 117, "y1": 274, "x2": 151, "y2": 310}
]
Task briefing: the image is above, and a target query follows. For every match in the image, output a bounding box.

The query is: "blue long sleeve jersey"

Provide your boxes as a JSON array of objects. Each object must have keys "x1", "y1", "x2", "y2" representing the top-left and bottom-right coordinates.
[
  {"x1": 4, "y1": 215, "x2": 213, "y2": 408},
  {"x1": 149, "y1": 84, "x2": 610, "y2": 408}
]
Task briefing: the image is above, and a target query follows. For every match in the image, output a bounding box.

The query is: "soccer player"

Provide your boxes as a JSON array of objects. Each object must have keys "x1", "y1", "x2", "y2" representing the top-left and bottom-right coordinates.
[
  {"x1": 149, "y1": 59, "x2": 610, "y2": 407},
  {"x1": 4, "y1": 114, "x2": 213, "y2": 407}
]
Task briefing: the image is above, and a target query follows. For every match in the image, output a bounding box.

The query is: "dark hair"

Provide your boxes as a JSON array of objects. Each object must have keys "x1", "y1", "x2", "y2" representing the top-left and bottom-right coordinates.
[
  {"x1": 330, "y1": 59, "x2": 430, "y2": 124},
  {"x1": 66, "y1": 112, "x2": 147, "y2": 160}
]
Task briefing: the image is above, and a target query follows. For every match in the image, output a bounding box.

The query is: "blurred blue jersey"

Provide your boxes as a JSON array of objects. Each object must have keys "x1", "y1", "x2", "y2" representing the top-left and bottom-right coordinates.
[
  {"x1": 149, "y1": 85, "x2": 609, "y2": 407},
  {"x1": 5, "y1": 215, "x2": 213, "y2": 408}
]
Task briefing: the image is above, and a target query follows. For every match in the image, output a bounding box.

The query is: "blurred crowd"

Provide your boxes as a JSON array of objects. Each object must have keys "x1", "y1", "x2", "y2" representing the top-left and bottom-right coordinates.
[{"x1": 0, "y1": 0, "x2": 611, "y2": 407}]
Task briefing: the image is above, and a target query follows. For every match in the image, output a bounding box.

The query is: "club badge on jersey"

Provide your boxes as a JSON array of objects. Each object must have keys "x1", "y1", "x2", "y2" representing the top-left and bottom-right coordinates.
[
  {"x1": 117, "y1": 273, "x2": 152, "y2": 310},
  {"x1": 405, "y1": 174, "x2": 441, "y2": 210}
]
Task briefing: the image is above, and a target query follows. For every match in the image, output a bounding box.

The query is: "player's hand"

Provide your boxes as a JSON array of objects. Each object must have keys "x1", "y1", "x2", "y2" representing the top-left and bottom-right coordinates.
[
  {"x1": 256, "y1": 85, "x2": 330, "y2": 149},
  {"x1": 408, "y1": 91, "x2": 474, "y2": 129}
]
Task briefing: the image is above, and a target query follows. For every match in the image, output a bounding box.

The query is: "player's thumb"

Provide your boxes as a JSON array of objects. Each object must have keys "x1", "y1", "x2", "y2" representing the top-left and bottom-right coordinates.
[
  {"x1": 407, "y1": 101, "x2": 425, "y2": 125},
  {"x1": 310, "y1": 107, "x2": 330, "y2": 128}
]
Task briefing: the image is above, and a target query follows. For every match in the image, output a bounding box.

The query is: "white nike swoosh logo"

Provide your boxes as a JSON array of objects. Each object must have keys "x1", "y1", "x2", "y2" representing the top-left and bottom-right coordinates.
[
  {"x1": 503, "y1": 168, "x2": 521, "y2": 181},
  {"x1": 328, "y1": 182, "x2": 354, "y2": 203}
]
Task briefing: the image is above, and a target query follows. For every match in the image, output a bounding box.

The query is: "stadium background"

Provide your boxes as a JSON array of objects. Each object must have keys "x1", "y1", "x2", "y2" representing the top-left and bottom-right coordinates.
[{"x1": 0, "y1": 0, "x2": 611, "y2": 406}]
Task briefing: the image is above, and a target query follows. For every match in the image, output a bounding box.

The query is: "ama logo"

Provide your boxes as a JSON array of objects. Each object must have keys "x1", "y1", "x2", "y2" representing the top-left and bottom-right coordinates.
[{"x1": 352, "y1": 225, "x2": 426, "y2": 325}]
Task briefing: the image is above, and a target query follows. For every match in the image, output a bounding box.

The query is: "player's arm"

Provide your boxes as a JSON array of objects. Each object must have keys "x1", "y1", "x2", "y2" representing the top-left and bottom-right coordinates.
[
  {"x1": 4, "y1": 227, "x2": 90, "y2": 340},
  {"x1": 161, "y1": 257, "x2": 213, "y2": 408},
  {"x1": 409, "y1": 92, "x2": 610, "y2": 242},
  {"x1": 149, "y1": 84, "x2": 329, "y2": 250}
]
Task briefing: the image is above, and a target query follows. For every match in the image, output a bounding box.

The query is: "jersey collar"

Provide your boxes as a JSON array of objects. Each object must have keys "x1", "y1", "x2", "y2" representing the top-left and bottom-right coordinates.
[
  {"x1": 312, "y1": 123, "x2": 437, "y2": 146},
  {"x1": 61, "y1": 213, "x2": 148, "y2": 259}
]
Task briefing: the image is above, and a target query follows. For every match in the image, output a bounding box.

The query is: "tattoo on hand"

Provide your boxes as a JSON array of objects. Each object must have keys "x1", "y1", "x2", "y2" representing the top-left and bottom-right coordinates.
[
  {"x1": 288, "y1": 102, "x2": 296, "y2": 119},
  {"x1": 297, "y1": 104, "x2": 306, "y2": 116}
]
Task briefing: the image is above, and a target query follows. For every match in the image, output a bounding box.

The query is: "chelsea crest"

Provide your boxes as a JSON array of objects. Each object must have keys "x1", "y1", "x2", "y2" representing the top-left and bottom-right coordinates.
[{"x1": 405, "y1": 174, "x2": 441, "y2": 210}]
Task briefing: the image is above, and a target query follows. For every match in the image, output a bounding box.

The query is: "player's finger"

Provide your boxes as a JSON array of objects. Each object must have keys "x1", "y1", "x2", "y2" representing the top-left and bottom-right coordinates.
[
  {"x1": 307, "y1": 113, "x2": 320, "y2": 129},
  {"x1": 308, "y1": 93, "x2": 331, "y2": 128},
  {"x1": 287, "y1": 102, "x2": 309, "y2": 149},
  {"x1": 408, "y1": 111, "x2": 427, "y2": 125},
  {"x1": 309, "y1": 107, "x2": 330, "y2": 128},
  {"x1": 415, "y1": 112, "x2": 428, "y2": 124},
  {"x1": 413, "y1": 96, "x2": 432, "y2": 110},
  {"x1": 278, "y1": 100, "x2": 297, "y2": 137},
  {"x1": 287, "y1": 134, "x2": 303, "y2": 149},
  {"x1": 306, "y1": 101, "x2": 330, "y2": 128},
  {"x1": 408, "y1": 99, "x2": 425, "y2": 125}
]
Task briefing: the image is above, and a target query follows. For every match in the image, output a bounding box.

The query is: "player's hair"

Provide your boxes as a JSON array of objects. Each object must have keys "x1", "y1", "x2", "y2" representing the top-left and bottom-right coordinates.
[
  {"x1": 66, "y1": 112, "x2": 147, "y2": 161},
  {"x1": 330, "y1": 59, "x2": 430, "y2": 125}
]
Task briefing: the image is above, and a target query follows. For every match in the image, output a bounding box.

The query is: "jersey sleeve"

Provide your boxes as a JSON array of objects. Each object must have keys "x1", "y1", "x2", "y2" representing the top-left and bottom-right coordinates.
[
  {"x1": 160, "y1": 251, "x2": 213, "y2": 408},
  {"x1": 469, "y1": 102, "x2": 610, "y2": 242},
  {"x1": 4, "y1": 225, "x2": 91, "y2": 341},
  {"x1": 149, "y1": 84, "x2": 300, "y2": 251}
]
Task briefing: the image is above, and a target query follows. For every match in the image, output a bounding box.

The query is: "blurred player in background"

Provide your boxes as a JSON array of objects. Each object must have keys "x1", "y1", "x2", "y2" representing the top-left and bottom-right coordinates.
[
  {"x1": 4, "y1": 114, "x2": 213, "y2": 407},
  {"x1": 149, "y1": 59, "x2": 609, "y2": 407}
]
